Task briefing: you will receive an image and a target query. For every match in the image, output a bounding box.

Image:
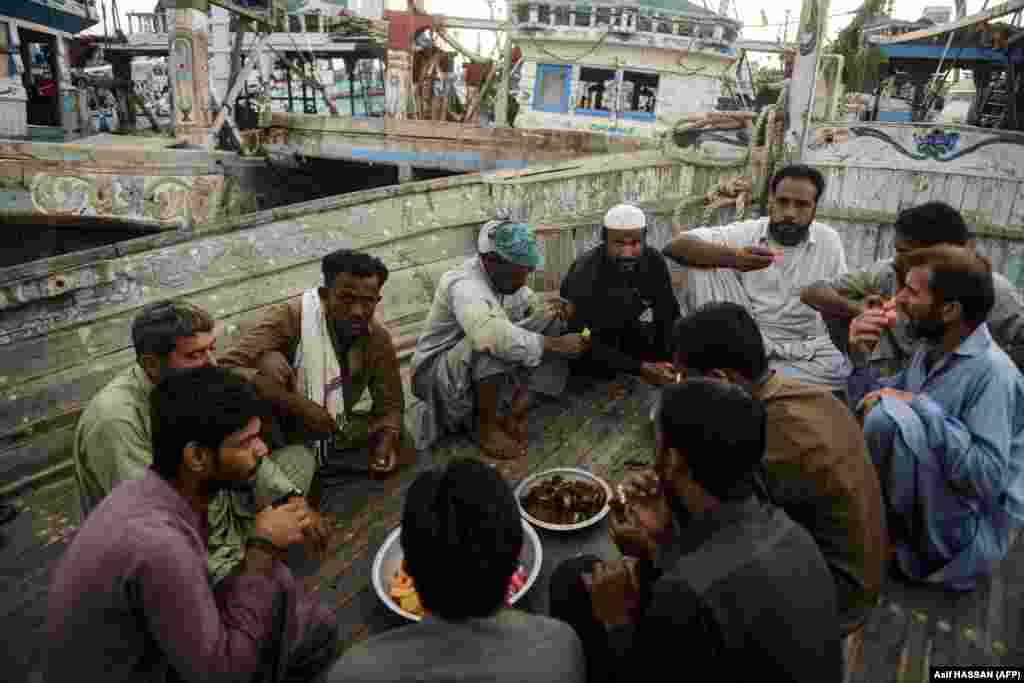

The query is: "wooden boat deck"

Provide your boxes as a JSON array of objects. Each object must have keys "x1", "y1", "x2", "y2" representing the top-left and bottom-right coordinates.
[{"x1": 3, "y1": 372, "x2": 1024, "y2": 682}]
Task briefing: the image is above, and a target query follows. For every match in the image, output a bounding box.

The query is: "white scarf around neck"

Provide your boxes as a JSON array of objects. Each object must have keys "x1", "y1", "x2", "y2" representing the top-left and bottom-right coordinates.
[{"x1": 295, "y1": 288, "x2": 346, "y2": 433}]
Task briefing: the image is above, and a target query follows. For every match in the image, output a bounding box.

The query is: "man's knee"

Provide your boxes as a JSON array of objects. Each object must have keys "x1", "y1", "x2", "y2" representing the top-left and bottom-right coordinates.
[
  {"x1": 271, "y1": 444, "x2": 318, "y2": 492},
  {"x1": 257, "y1": 351, "x2": 295, "y2": 390},
  {"x1": 471, "y1": 352, "x2": 515, "y2": 384}
]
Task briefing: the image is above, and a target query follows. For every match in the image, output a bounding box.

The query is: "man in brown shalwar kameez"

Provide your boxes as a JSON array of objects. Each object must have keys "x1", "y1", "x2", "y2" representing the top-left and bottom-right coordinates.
[{"x1": 220, "y1": 248, "x2": 414, "y2": 477}]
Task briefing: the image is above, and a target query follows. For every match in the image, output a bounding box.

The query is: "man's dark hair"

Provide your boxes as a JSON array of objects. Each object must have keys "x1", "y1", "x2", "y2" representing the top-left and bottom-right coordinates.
[
  {"x1": 894, "y1": 202, "x2": 970, "y2": 246},
  {"x1": 658, "y1": 379, "x2": 767, "y2": 501},
  {"x1": 903, "y1": 246, "x2": 996, "y2": 327},
  {"x1": 150, "y1": 366, "x2": 265, "y2": 480},
  {"x1": 401, "y1": 458, "x2": 523, "y2": 620},
  {"x1": 673, "y1": 302, "x2": 767, "y2": 382},
  {"x1": 769, "y1": 164, "x2": 826, "y2": 202},
  {"x1": 322, "y1": 248, "x2": 389, "y2": 289},
  {"x1": 131, "y1": 300, "x2": 214, "y2": 359}
]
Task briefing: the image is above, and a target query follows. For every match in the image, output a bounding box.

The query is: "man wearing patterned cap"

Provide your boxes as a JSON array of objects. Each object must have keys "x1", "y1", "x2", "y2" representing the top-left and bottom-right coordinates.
[
  {"x1": 409, "y1": 219, "x2": 591, "y2": 460},
  {"x1": 560, "y1": 203, "x2": 679, "y2": 387}
]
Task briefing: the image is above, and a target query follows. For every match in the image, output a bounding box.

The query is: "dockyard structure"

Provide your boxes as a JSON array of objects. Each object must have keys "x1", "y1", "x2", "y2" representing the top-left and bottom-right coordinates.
[
  {"x1": 0, "y1": 0, "x2": 98, "y2": 140},
  {"x1": 510, "y1": 0, "x2": 742, "y2": 137},
  {"x1": 870, "y1": 0, "x2": 1024, "y2": 128}
]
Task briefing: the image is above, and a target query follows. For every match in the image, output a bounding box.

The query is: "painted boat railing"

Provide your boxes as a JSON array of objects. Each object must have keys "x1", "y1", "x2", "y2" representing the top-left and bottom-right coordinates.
[{"x1": 5, "y1": 120, "x2": 1024, "y2": 496}]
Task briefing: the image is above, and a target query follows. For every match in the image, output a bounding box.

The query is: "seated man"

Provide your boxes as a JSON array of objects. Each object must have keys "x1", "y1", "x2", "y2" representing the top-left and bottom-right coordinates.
[
  {"x1": 673, "y1": 302, "x2": 885, "y2": 636},
  {"x1": 409, "y1": 219, "x2": 590, "y2": 460},
  {"x1": 801, "y1": 201, "x2": 1024, "y2": 375},
  {"x1": 219, "y1": 248, "x2": 413, "y2": 477},
  {"x1": 560, "y1": 203, "x2": 678, "y2": 387},
  {"x1": 74, "y1": 300, "x2": 324, "y2": 585},
  {"x1": 328, "y1": 458, "x2": 585, "y2": 682},
  {"x1": 662, "y1": 164, "x2": 849, "y2": 390},
  {"x1": 851, "y1": 248, "x2": 1024, "y2": 590},
  {"x1": 48, "y1": 367, "x2": 338, "y2": 683},
  {"x1": 551, "y1": 379, "x2": 841, "y2": 683}
]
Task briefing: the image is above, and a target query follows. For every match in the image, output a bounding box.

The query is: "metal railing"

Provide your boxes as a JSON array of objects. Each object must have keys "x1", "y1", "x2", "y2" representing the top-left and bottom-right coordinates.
[{"x1": 126, "y1": 11, "x2": 170, "y2": 35}]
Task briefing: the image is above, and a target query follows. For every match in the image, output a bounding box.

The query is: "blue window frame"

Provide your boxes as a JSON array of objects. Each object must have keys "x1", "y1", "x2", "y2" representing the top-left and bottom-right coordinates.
[
  {"x1": 619, "y1": 69, "x2": 658, "y2": 121},
  {"x1": 533, "y1": 64, "x2": 572, "y2": 113}
]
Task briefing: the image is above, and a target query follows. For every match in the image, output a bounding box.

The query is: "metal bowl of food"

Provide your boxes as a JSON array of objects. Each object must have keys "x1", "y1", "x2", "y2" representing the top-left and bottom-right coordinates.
[
  {"x1": 371, "y1": 520, "x2": 543, "y2": 622},
  {"x1": 515, "y1": 467, "x2": 613, "y2": 532}
]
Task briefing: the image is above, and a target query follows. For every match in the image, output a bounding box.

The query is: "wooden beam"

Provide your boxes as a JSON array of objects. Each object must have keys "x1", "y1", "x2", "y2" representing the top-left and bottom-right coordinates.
[
  {"x1": 495, "y1": 33, "x2": 513, "y2": 128},
  {"x1": 875, "y1": 0, "x2": 1024, "y2": 45},
  {"x1": 210, "y1": 32, "x2": 270, "y2": 142},
  {"x1": 207, "y1": 0, "x2": 273, "y2": 28},
  {"x1": 437, "y1": 15, "x2": 505, "y2": 31}
]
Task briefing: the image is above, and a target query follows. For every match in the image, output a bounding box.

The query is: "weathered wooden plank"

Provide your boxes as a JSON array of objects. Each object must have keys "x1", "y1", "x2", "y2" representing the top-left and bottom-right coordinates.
[
  {"x1": 0, "y1": 251, "x2": 465, "y2": 435},
  {"x1": 943, "y1": 175, "x2": 969, "y2": 217},
  {"x1": 305, "y1": 385, "x2": 587, "y2": 599},
  {"x1": 0, "y1": 424, "x2": 75, "y2": 497},
  {"x1": 843, "y1": 168, "x2": 893, "y2": 215},
  {"x1": 860, "y1": 599, "x2": 911, "y2": 683},
  {"x1": 878, "y1": 170, "x2": 904, "y2": 215},
  {"x1": 0, "y1": 229, "x2": 473, "y2": 389},
  {"x1": 834, "y1": 221, "x2": 882, "y2": 273},
  {"x1": 927, "y1": 608, "x2": 962, "y2": 669},
  {"x1": 898, "y1": 172, "x2": 931, "y2": 213},
  {"x1": 960, "y1": 175, "x2": 985, "y2": 220},
  {"x1": 996, "y1": 545, "x2": 1024, "y2": 662},
  {"x1": 819, "y1": 166, "x2": 846, "y2": 213},
  {"x1": 325, "y1": 381, "x2": 652, "y2": 649},
  {"x1": 985, "y1": 566, "x2": 1009, "y2": 664},
  {"x1": 895, "y1": 605, "x2": 930, "y2": 683},
  {"x1": 0, "y1": 348, "x2": 421, "y2": 503},
  {"x1": 976, "y1": 178, "x2": 1017, "y2": 228},
  {"x1": 874, "y1": 222, "x2": 896, "y2": 264},
  {"x1": 0, "y1": 169, "x2": 495, "y2": 287},
  {"x1": 0, "y1": 181, "x2": 493, "y2": 317}
]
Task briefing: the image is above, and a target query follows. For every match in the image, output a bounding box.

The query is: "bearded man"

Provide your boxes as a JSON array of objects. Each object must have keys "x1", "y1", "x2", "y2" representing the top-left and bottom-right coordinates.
[
  {"x1": 800, "y1": 201, "x2": 1024, "y2": 373},
  {"x1": 559, "y1": 204, "x2": 679, "y2": 387},
  {"x1": 850, "y1": 247, "x2": 1024, "y2": 591},
  {"x1": 662, "y1": 164, "x2": 849, "y2": 391}
]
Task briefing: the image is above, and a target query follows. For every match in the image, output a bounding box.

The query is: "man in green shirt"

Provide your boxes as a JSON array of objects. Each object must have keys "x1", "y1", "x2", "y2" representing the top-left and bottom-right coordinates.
[{"x1": 74, "y1": 300, "x2": 326, "y2": 584}]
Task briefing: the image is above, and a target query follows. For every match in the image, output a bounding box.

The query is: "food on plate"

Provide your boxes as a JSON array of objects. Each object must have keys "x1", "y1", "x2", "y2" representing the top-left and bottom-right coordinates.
[
  {"x1": 520, "y1": 474, "x2": 607, "y2": 525},
  {"x1": 389, "y1": 563, "x2": 424, "y2": 616},
  {"x1": 389, "y1": 560, "x2": 529, "y2": 617},
  {"x1": 505, "y1": 564, "x2": 529, "y2": 601}
]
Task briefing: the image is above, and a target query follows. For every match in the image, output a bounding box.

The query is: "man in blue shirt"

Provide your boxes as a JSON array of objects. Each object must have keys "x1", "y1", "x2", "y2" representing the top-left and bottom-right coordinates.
[{"x1": 850, "y1": 246, "x2": 1024, "y2": 590}]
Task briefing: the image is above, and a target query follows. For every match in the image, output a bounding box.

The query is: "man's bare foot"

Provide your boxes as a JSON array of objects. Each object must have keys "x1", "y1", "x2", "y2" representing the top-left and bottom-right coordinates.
[
  {"x1": 608, "y1": 382, "x2": 628, "y2": 401},
  {"x1": 500, "y1": 413, "x2": 528, "y2": 445},
  {"x1": 478, "y1": 421, "x2": 526, "y2": 460}
]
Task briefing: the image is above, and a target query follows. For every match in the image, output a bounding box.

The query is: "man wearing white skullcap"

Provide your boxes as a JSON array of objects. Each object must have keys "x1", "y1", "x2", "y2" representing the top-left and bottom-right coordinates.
[
  {"x1": 663, "y1": 164, "x2": 850, "y2": 392},
  {"x1": 559, "y1": 204, "x2": 679, "y2": 386},
  {"x1": 409, "y1": 219, "x2": 591, "y2": 460}
]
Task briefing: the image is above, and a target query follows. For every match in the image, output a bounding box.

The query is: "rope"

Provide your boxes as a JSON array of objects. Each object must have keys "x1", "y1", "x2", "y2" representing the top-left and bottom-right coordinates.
[
  {"x1": 522, "y1": 27, "x2": 613, "y2": 64},
  {"x1": 662, "y1": 83, "x2": 786, "y2": 228}
]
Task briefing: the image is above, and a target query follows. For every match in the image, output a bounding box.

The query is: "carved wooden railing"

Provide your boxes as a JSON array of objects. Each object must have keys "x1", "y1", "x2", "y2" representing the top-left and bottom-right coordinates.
[{"x1": 511, "y1": 1, "x2": 740, "y2": 46}]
